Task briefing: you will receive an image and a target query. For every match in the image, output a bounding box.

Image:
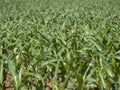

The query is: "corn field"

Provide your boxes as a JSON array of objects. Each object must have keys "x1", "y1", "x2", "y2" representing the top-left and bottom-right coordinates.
[{"x1": 0, "y1": 0, "x2": 120, "y2": 90}]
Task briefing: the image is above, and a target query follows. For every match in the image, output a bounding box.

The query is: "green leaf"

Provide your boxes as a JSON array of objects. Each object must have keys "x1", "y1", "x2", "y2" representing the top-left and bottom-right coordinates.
[
  {"x1": 99, "y1": 70, "x2": 106, "y2": 89},
  {"x1": 0, "y1": 60, "x2": 3, "y2": 85}
]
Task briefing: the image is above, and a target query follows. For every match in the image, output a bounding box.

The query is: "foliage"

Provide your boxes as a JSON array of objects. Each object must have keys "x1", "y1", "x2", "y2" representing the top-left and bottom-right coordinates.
[{"x1": 0, "y1": 0, "x2": 120, "y2": 89}]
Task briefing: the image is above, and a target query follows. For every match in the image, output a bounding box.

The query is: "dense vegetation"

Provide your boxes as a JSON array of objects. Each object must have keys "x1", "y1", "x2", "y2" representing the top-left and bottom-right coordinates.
[{"x1": 0, "y1": 0, "x2": 120, "y2": 90}]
